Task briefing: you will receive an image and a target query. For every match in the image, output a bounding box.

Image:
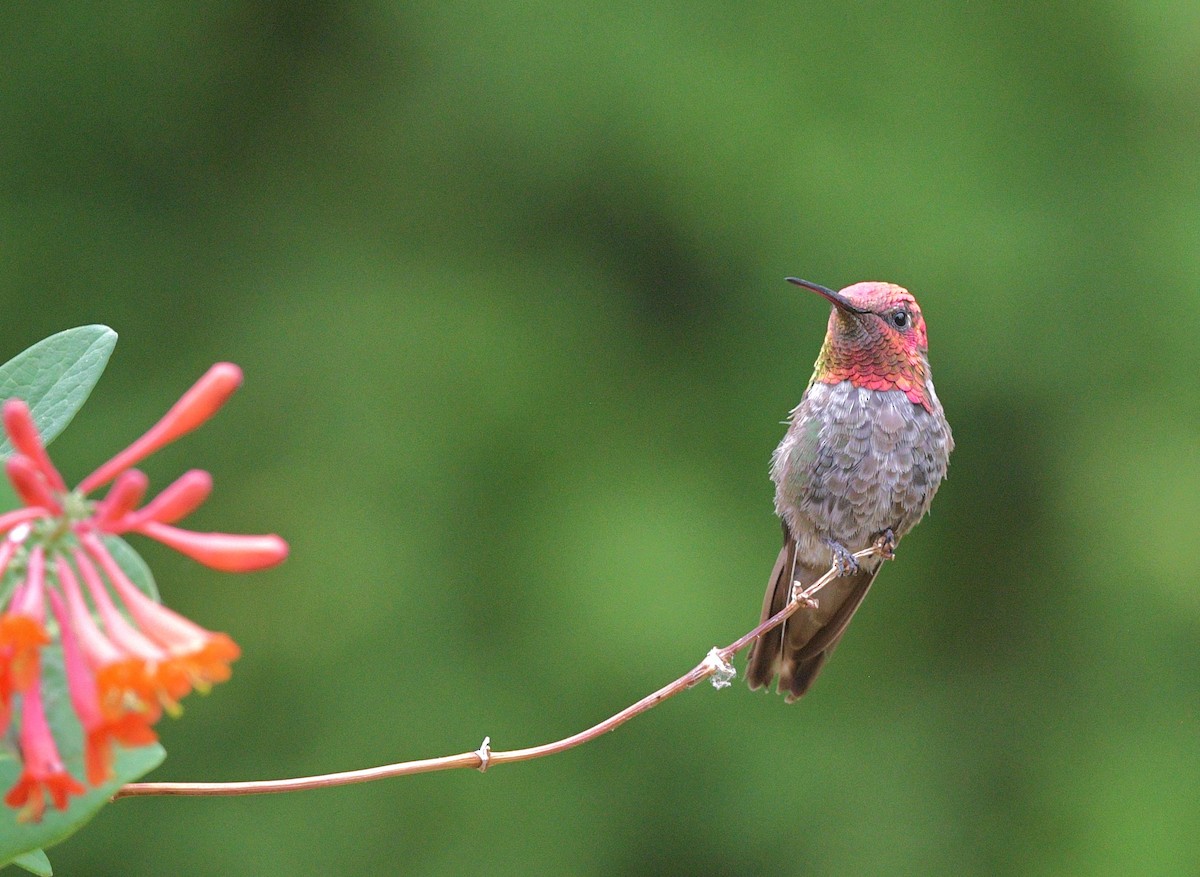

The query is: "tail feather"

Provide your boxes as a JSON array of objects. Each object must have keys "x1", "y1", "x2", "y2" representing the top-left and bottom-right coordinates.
[
  {"x1": 746, "y1": 526, "x2": 878, "y2": 701},
  {"x1": 745, "y1": 535, "x2": 794, "y2": 692}
]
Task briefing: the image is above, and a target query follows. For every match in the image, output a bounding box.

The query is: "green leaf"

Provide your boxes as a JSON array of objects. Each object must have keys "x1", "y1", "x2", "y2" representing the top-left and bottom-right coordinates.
[
  {"x1": 0, "y1": 326, "x2": 117, "y2": 456},
  {"x1": 0, "y1": 648, "x2": 165, "y2": 869},
  {"x1": 11, "y1": 848, "x2": 51, "y2": 876},
  {"x1": 100, "y1": 535, "x2": 159, "y2": 603},
  {"x1": 0, "y1": 481, "x2": 17, "y2": 517}
]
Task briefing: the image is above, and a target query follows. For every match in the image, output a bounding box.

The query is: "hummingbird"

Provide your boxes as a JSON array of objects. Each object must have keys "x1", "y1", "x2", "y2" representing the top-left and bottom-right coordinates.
[{"x1": 746, "y1": 278, "x2": 953, "y2": 701}]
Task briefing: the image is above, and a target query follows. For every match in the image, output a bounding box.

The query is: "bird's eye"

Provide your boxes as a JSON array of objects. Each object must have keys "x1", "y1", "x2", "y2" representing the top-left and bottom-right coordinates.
[{"x1": 890, "y1": 309, "x2": 910, "y2": 329}]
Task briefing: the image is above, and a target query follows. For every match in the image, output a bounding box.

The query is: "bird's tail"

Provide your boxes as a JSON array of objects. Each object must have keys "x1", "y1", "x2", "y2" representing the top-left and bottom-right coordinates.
[{"x1": 746, "y1": 527, "x2": 878, "y2": 701}]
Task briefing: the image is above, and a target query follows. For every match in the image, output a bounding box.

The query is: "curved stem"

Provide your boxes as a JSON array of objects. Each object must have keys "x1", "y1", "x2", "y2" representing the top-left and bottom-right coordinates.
[{"x1": 114, "y1": 546, "x2": 880, "y2": 800}]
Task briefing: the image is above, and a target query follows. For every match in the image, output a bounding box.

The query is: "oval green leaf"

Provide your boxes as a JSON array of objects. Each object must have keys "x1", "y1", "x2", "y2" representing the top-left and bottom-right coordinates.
[
  {"x1": 101, "y1": 535, "x2": 160, "y2": 603},
  {"x1": 0, "y1": 326, "x2": 117, "y2": 456},
  {"x1": 11, "y1": 848, "x2": 51, "y2": 876}
]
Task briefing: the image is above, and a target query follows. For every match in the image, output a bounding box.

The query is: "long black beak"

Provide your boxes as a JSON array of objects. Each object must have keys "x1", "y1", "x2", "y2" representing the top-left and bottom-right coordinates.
[{"x1": 786, "y1": 277, "x2": 869, "y2": 315}]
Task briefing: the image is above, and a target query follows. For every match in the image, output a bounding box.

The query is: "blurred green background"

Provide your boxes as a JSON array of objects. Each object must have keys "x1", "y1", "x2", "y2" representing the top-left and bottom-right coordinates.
[{"x1": 3, "y1": 2, "x2": 1199, "y2": 875}]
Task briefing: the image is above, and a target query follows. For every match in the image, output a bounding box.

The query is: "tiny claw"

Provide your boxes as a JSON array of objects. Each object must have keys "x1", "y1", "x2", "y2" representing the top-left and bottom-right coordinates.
[
  {"x1": 873, "y1": 529, "x2": 896, "y2": 561},
  {"x1": 826, "y1": 540, "x2": 859, "y2": 577}
]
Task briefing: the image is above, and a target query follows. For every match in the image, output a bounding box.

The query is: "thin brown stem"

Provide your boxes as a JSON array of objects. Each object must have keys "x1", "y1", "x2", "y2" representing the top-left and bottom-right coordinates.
[{"x1": 114, "y1": 545, "x2": 881, "y2": 800}]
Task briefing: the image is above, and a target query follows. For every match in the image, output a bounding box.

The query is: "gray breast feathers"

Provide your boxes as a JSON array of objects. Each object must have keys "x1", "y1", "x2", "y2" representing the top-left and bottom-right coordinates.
[{"x1": 771, "y1": 381, "x2": 952, "y2": 557}]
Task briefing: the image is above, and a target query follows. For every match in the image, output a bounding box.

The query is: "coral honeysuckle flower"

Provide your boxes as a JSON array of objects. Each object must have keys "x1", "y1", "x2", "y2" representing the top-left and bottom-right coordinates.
[
  {"x1": 80, "y1": 534, "x2": 241, "y2": 691},
  {"x1": 54, "y1": 552, "x2": 172, "y2": 722},
  {"x1": 0, "y1": 363, "x2": 288, "y2": 820},
  {"x1": 3, "y1": 673, "x2": 86, "y2": 823},
  {"x1": 71, "y1": 547, "x2": 195, "y2": 717},
  {"x1": 49, "y1": 588, "x2": 156, "y2": 786}
]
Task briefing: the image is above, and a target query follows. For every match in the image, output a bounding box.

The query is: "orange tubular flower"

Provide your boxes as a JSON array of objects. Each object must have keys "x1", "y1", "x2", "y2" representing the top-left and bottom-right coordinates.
[
  {"x1": 49, "y1": 588, "x2": 156, "y2": 786},
  {"x1": 54, "y1": 555, "x2": 162, "y2": 723},
  {"x1": 0, "y1": 544, "x2": 51, "y2": 732},
  {"x1": 0, "y1": 612, "x2": 46, "y2": 726},
  {"x1": 81, "y1": 534, "x2": 241, "y2": 691},
  {"x1": 0, "y1": 363, "x2": 288, "y2": 819},
  {"x1": 73, "y1": 546, "x2": 191, "y2": 717}
]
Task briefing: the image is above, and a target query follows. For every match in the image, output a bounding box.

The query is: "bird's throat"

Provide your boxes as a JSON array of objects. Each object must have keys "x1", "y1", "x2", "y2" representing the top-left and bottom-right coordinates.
[{"x1": 812, "y1": 331, "x2": 932, "y2": 412}]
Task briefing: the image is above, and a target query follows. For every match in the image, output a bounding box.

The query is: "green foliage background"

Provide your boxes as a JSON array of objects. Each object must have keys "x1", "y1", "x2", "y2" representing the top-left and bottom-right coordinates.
[{"x1": 3, "y1": 3, "x2": 1198, "y2": 874}]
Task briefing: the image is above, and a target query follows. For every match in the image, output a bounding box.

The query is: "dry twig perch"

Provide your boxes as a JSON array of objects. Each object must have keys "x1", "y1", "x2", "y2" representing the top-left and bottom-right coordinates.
[{"x1": 114, "y1": 545, "x2": 883, "y2": 800}]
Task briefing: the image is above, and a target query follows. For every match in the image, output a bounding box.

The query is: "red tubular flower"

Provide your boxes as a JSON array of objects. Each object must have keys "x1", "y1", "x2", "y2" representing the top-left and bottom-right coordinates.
[
  {"x1": 10, "y1": 545, "x2": 46, "y2": 621},
  {"x1": 0, "y1": 507, "x2": 51, "y2": 534},
  {"x1": 72, "y1": 549, "x2": 192, "y2": 717},
  {"x1": 114, "y1": 469, "x2": 212, "y2": 530},
  {"x1": 3, "y1": 400, "x2": 66, "y2": 493},
  {"x1": 49, "y1": 588, "x2": 156, "y2": 785},
  {"x1": 80, "y1": 534, "x2": 241, "y2": 693},
  {"x1": 4, "y1": 677, "x2": 86, "y2": 822},
  {"x1": 72, "y1": 550, "x2": 163, "y2": 663},
  {"x1": 1, "y1": 364, "x2": 287, "y2": 575},
  {"x1": 77, "y1": 363, "x2": 243, "y2": 495},
  {"x1": 54, "y1": 555, "x2": 151, "y2": 712},
  {"x1": 133, "y1": 522, "x2": 289, "y2": 572},
  {"x1": 5, "y1": 454, "x2": 61, "y2": 514},
  {"x1": 92, "y1": 469, "x2": 149, "y2": 530}
]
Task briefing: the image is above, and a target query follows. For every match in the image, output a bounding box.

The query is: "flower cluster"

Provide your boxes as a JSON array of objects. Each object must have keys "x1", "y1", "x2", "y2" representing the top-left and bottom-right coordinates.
[{"x1": 0, "y1": 363, "x2": 287, "y2": 821}]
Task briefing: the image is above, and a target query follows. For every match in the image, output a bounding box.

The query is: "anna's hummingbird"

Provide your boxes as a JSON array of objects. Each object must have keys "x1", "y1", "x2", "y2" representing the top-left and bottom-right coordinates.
[{"x1": 746, "y1": 278, "x2": 953, "y2": 701}]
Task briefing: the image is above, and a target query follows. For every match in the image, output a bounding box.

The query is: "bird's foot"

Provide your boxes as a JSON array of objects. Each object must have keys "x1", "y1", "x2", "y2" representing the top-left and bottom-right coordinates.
[
  {"x1": 873, "y1": 528, "x2": 896, "y2": 561},
  {"x1": 826, "y1": 539, "x2": 860, "y2": 577}
]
